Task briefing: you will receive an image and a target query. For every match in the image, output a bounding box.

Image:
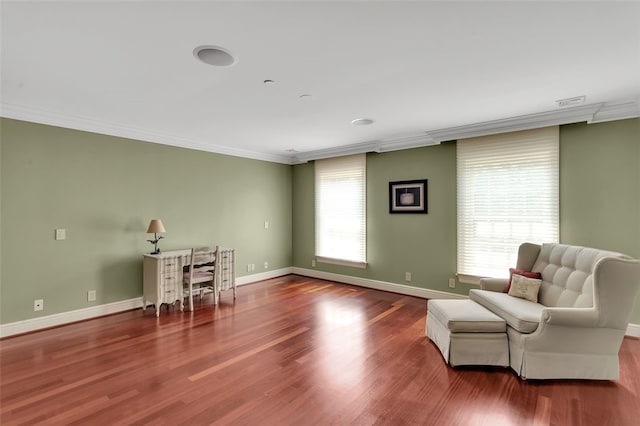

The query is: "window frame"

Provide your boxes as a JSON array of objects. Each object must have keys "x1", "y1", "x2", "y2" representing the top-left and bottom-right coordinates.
[
  {"x1": 314, "y1": 154, "x2": 367, "y2": 269},
  {"x1": 456, "y1": 126, "x2": 559, "y2": 283}
]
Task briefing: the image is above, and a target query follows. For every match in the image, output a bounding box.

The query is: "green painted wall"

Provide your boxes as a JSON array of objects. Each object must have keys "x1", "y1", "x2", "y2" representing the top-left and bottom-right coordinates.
[
  {"x1": 560, "y1": 119, "x2": 640, "y2": 323},
  {"x1": 560, "y1": 120, "x2": 639, "y2": 256},
  {"x1": 2, "y1": 117, "x2": 638, "y2": 326},
  {"x1": 293, "y1": 142, "x2": 468, "y2": 295},
  {"x1": 0, "y1": 118, "x2": 292, "y2": 323},
  {"x1": 292, "y1": 119, "x2": 640, "y2": 324}
]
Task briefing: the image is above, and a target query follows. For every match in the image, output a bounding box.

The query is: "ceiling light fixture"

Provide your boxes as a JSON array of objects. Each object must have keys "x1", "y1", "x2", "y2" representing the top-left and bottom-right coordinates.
[
  {"x1": 193, "y1": 45, "x2": 236, "y2": 67},
  {"x1": 351, "y1": 118, "x2": 374, "y2": 126},
  {"x1": 299, "y1": 94, "x2": 312, "y2": 99},
  {"x1": 263, "y1": 79, "x2": 275, "y2": 85}
]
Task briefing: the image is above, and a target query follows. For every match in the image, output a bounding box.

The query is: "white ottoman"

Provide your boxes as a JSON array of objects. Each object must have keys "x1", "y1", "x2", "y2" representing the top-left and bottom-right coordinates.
[{"x1": 426, "y1": 299, "x2": 509, "y2": 367}]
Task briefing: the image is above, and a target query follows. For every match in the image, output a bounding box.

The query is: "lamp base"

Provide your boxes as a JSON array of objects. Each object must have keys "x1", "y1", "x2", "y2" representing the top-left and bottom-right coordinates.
[{"x1": 147, "y1": 234, "x2": 163, "y2": 255}]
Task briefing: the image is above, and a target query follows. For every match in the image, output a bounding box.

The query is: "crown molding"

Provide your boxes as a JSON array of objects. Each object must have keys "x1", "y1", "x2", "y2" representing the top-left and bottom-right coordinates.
[
  {"x1": 0, "y1": 102, "x2": 292, "y2": 164},
  {"x1": 3, "y1": 98, "x2": 637, "y2": 166},
  {"x1": 590, "y1": 99, "x2": 640, "y2": 123},
  {"x1": 291, "y1": 99, "x2": 639, "y2": 163},
  {"x1": 290, "y1": 140, "x2": 380, "y2": 164},
  {"x1": 290, "y1": 134, "x2": 441, "y2": 164},
  {"x1": 425, "y1": 99, "x2": 640, "y2": 143},
  {"x1": 377, "y1": 134, "x2": 440, "y2": 152},
  {"x1": 426, "y1": 102, "x2": 605, "y2": 142}
]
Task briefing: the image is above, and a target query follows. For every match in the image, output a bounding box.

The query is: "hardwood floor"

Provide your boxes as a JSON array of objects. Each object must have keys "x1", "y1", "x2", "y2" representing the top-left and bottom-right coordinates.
[{"x1": 1, "y1": 275, "x2": 639, "y2": 425}]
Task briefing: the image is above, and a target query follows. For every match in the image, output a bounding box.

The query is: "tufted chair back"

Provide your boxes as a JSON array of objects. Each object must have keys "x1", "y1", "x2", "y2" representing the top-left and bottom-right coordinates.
[{"x1": 530, "y1": 243, "x2": 628, "y2": 308}]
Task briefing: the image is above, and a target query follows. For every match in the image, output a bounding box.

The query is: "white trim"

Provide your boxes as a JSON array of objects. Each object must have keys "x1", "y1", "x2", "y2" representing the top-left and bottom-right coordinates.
[
  {"x1": 0, "y1": 102, "x2": 292, "y2": 164},
  {"x1": 235, "y1": 267, "x2": 293, "y2": 286},
  {"x1": 292, "y1": 141, "x2": 379, "y2": 163},
  {"x1": 291, "y1": 99, "x2": 639, "y2": 163},
  {"x1": 291, "y1": 135, "x2": 441, "y2": 164},
  {"x1": 590, "y1": 99, "x2": 640, "y2": 123},
  {"x1": 0, "y1": 268, "x2": 293, "y2": 339},
  {"x1": 316, "y1": 256, "x2": 367, "y2": 269},
  {"x1": 457, "y1": 274, "x2": 483, "y2": 286},
  {"x1": 626, "y1": 323, "x2": 640, "y2": 338},
  {"x1": 4, "y1": 99, "x2": 637, "y2": 166},
  {"x1": 291, "y1": 268, "x2": 640, "y2": 337},
  {"x1": 291, "y1": 267, "x2": 466, "y2": 300},
  {"x1": 376, "y1": 134, "x2": 440, "y2": 152},
  {"x1": 2, "y1": 268, "x2": 637, "y2": 338},
  {"x1": 426, "y1": 103, "x2": 603, "y2": 142},
  {"x1": 0, "y1": 298, "x2": 143, "y2": 338}
]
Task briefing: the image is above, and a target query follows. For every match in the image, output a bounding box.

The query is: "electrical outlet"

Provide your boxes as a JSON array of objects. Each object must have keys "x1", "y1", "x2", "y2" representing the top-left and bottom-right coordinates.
[
  {"x1": 311, "y1": 259, "x2": 316, "y2": 267},
  {"x1": 405, "y1": 272, "x2": 412, "y2": 282},
  {"x1": 448, "y1": 278, "x2": 456, "y2": 288},
  {"x1": 264, "y1": 220, "x2": 269, "y2": 229},
  {"x1": 34, "y1": 299, "x2": 44, "y2": 311},
  {"x1": 87, "y1": 290, "x2": 96, "y2": 302},
  {"x1": 55, "y1": 228, "x2": 66, "y2": 240},
  {"x1": 264, "y1": 261, "x2": 269, "y2": 269}
]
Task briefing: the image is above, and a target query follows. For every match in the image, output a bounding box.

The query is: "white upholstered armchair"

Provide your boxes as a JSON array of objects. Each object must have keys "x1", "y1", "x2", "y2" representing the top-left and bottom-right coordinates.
[{"x1": 469, "y1": 243, "x2": 640, "y2": 380}]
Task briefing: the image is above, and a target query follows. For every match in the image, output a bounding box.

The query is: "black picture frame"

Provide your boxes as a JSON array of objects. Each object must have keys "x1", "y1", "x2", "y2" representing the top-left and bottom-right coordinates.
[{"x1": 389, "y1": 179, "x2": 428, "y2": 214}]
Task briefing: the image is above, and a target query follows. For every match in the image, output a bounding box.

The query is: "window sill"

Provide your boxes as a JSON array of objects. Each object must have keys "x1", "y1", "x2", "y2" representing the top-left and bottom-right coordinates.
[
  {"x1": 317, "y1": 256, "x2": 367, "y2": 269},
  {"x1": 456, "y1": 274, "x2": 483, "y2": 285}
]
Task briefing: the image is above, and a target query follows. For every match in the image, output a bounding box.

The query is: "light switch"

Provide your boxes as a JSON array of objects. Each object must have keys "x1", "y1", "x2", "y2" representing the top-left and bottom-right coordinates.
[
  {"x1": 55, "y1": 229, "x2": 66, "y2": 240},
  {"x1": 264, "y1": 220, "x2": 269, "y2": 229}
]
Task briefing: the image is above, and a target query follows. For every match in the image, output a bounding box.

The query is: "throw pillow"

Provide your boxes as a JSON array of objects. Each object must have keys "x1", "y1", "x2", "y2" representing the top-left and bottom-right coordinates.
[
  {"x1": 504, "y1": 268, "x2": 542, "y2": 293},
  {"x1": 508, "y1": 274, "x2": 542, "y2": 303}
]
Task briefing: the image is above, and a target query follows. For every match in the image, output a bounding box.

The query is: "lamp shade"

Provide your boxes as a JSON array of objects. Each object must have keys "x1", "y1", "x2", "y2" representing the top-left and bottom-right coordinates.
[{"x1": 146, "y1": 219, "x2": 166, "y2": 234}]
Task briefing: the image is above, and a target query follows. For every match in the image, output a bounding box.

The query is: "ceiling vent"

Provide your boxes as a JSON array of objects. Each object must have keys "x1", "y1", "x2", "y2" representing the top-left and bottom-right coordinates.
[{"x1": 556, "y1": 96, "x2": 586, "y2": 108}]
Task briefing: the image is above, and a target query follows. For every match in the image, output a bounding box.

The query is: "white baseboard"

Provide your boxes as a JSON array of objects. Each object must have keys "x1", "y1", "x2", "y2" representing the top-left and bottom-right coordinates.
[
  {"x1": 292, "y1": 267, "x2": 640, "y2": 337},
  {"x1": 291, "y1": 267, "x2": 467, "y2": 300},
  {"x1": 0, "y1": 298, "x2": 143, "y2": 338},
  {"x1": 0, "y1": 268, "x2": 294, "y2": 339},
  {"x1": 2, "y1": 267, "x2": 637, "y2": 338},
  {"x1": 236, "y1": 267, "x2": 293, "y2": 286}
]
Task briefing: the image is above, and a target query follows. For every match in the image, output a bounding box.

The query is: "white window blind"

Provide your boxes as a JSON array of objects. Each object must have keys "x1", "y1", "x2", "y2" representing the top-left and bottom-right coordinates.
[
  {"x1": 315, "y1": 154, "x2": 366, "y2": 268},
  {"x1": 457, "y1": 126, "x2": 559, "y2": 281}
]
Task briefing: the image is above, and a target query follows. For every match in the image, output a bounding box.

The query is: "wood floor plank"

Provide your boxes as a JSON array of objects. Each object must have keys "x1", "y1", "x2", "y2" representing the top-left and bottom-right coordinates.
[
  {"x1": 1, "y1": 275, "x2": 639, "y2": 425},
  {"x1": 188, "y1": 326, "x2": 310, "y2": 381}
]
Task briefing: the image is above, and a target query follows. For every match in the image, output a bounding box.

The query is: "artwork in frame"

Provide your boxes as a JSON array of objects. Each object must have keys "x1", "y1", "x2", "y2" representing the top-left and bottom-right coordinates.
[{"x1": 389, "y1": 179, "x2": 428, "y2": 214}]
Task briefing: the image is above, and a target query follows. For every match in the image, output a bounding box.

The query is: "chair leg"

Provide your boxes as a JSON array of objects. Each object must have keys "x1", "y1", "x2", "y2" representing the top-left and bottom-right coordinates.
[{"x1": 188, "y1": 283, "x2": 194, "y2": 311}]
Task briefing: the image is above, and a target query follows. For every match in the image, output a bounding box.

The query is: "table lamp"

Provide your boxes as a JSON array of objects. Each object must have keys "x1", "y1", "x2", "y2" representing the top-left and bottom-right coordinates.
[{"x1": 146, "y1": 219, "x2": 166, "y2": 254}]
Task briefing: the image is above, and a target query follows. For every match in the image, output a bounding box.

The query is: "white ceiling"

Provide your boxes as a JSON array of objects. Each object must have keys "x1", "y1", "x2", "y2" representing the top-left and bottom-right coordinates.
[{"x1": 2, "y1": 1, "x2": 639, "y2": 164}]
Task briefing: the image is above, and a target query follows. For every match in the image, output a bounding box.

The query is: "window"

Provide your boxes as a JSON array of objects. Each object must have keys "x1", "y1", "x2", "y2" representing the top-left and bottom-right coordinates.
[
  {"x1": 315, "y1": 154, "x2": 366, "y2": 268},
  {"x1": 457, "y1": 126, "x2": 559, "y2": 282}
]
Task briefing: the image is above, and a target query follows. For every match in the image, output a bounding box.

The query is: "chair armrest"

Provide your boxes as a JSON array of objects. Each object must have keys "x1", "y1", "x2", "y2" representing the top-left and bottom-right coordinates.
[
  {"x1": 541, "y1": 307, "x2": 599, "y2": 328},
  {"x1": 479, "y1": 278, "x2": 507, "y2": 292}
]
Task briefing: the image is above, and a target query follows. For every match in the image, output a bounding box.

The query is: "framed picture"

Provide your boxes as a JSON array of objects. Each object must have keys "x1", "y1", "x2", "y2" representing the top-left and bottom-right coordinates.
[{"x1": 389, "y1": 179, "x2": 428, "y2": 214}]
